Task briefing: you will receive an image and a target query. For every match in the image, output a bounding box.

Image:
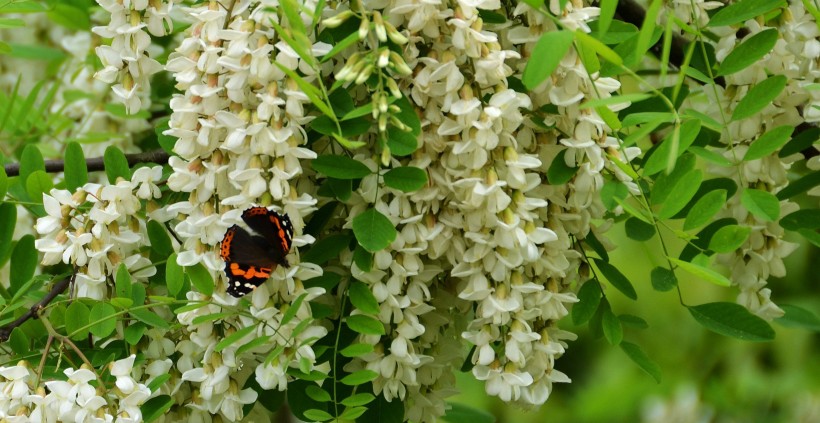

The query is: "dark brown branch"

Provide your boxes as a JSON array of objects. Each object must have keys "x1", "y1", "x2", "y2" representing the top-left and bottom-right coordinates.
[
  {"x1": 3, "y1": 149, "x2": 170, "y2": 178},
  {"x1": 0, "y1": 277, "x2": 71, "y2": 342}
]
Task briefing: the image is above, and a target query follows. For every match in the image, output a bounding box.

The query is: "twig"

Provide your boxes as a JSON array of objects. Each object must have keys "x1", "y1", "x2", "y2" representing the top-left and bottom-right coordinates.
[
  {"x1": 3, "y1": 149, "x2": 170, "y2": 178},
  {"x1": 35, "y1": 335, "x2": 54, "y2": 386},
  {"x1": 0, "y1": 277, "x2": 71, "y2": 342}
]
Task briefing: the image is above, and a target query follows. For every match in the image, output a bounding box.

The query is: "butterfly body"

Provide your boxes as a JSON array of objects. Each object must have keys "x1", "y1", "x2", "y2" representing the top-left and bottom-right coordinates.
[{"x1": 220, "y1": 207, "x2": 293, "y2": 297}]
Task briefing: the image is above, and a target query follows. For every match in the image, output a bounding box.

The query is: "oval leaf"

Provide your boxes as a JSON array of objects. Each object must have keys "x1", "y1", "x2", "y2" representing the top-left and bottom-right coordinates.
[
  {"x1": 707, "y1": 0, "x2": 784, "y2": 27},
  {"x1": 64, "y1": 142, "x2": 88, "y2": 191},
  {"x1": 717, "y1": 28, "x2": 778, "y2": 76},
  {"x1": 352, "y1": 208, "x2": 397, "y2": 252},
  {"x1": 650, "y1": 266, "x2": 678, "y2": 292},
  {"x1": 708, "y1": 224, "x2": 751, "y2": 253},
  {"x1": 104, "y1": 145, "x2": 131, "y2": 183},
  {"x1": 349, "y1": 281, "x2": 380, "y2": 315},
  {"x1": 743, "y1": 125, "x2": 793, "y2": 161},
  {"x1": 346, "y1": 314, "x2": 385, "y2": 335},
  {"x1": 621, "y1": 341, "x2": 662, "y2": 382},
  {"x1": 731, "y1": 76, "x2": 787, "y2": 121},
  {"x1": 166, "y1": 253, "x2": 184, "y2": 297},
  {"x1": 688, "y1": 302, "x2": 775, "y2": 341},
  {"x1": 594, "y1": 259, "x2": 638, "y2": 300},
  {"x1": 383, "y1": 166, "x2": 427, "y2": 192},
  {"x1": 658, "y1": 169, "x2": 702, "y2": 219},
  {"x1": 669, "y1": 257, "x2": 731, "y2": 286},
  {"x1": 572, "y1": 280, "x2": 601, "y2": 325},
  {"x1": 684, "y1": 189, "x2": 726, "y2": 230},
  {"x1": 312, "y1": 155, "x2": 371, "y2": 179},
  {"x1": 522, "y1": 30, "x2": 575, "y2": 89},
  {"x1": 89, "y1": 302, "x2": 117, "y2": 338},
  {"x1": 741, "y1": 189, "x2": 780, "y2": 221},
  {"x1": 602, "y1": 302, "x2": 623, "y2": 345},
  {"x1": 65, "y1": 301, "x2": 90, "y2": 341}
]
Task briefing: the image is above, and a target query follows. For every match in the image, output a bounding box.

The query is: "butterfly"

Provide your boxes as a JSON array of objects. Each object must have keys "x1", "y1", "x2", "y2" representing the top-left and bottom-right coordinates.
[{"x1": 219, "y1": 207, "x2": 294, "y2": 297}]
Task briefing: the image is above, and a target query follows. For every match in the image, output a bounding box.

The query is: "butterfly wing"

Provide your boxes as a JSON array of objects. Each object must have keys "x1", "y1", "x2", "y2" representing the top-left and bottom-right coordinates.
[
  {"x1": 221, "y1": 225, "x2": 278, "y2": 297},
  {"x1": 241, "y1": 207, "x2": 293, "y2": 265}
]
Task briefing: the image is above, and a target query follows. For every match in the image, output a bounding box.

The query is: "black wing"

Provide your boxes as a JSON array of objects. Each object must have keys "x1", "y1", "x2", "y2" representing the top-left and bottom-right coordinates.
[{"x1": 241, "y1": 207, "x2": 294, "y2": 256}]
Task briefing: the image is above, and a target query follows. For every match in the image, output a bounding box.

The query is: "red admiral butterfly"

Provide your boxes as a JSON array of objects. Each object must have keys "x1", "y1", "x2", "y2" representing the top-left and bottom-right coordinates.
[{"x1": 220, "y1": 207, "x2": 294, "y2": 297}]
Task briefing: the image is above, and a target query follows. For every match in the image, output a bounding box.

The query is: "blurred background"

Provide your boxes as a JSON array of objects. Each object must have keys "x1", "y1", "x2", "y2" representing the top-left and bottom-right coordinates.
[{"x1": 450, "y1": 223, "x2": 820, "y2": 423}]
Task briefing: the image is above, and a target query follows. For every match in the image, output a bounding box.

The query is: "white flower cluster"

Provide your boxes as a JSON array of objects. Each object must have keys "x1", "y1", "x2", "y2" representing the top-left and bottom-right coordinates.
[
  {"x1": 0, "y1": 356, "x2": 152, "y2": 422},
  {"x1": 333, "y1": 0, "x2": 634, "y2": 417},
  {"x1": 93, "y1": 0, "x2": 179, "y2": 113},
  {"x1": 34, "y1": 167, "x2": 164, "y2": 299},
  {"x1": 161, "y1": 1, "x2": 329, "y2": 420},
  {"x1": 680, "y1": 0, "x2": 815, "y2": 320}
]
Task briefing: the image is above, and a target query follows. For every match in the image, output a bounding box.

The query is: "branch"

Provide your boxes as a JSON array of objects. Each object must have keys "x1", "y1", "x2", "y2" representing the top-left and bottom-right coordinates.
[
  {"x1": 0, "y1": 277, "x2": 71, "y2": 342},
  {"x1": 3, "y1": 149, "x2": 170, "y2": 178}
]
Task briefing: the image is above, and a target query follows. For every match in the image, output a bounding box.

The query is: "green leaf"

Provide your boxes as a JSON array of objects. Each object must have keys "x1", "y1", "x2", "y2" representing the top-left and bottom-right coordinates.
[
  {"x1": 600, "y1": 181, "x2": 629, "y2": 211},
  {"x1": 281, "y1": 293, "x2": 308, "y2": 326},
  {"x1": 584, "y1": 231, "x2": 609, "y2": 262},
  {"x1": 165, "y1": 254, "x2": 184, "y2": 297},
  {"x1": 306, "y1": 385, "x2": 332, "y2": 403},
  {"x1": 631, "y1": 0, "x2": 663, "y2": 67},
  {"x1": 776, "y1": 172, "x2": 820, "y2": 200},
  {"x1": 776, "y1": 305, "x2": 820, "y2": 331},
  {"x1": 64, "y1": 142, "x2": 88, "y2": 191},
  {"x1": 547, "y1": 149, "x2": 578, "y2": 185},
  {"x1": 303, "y1": 409, "x2": 333, "y2": 422},
  {"x1": 66, "y1": 301, "x2": 91, "y2": 341},
  {"x1": 341, "y1": 393, "x2": 376, "y2": 407},
  {"x1": 731, "y1": 76, "x2": 787, "y2": 121},
  {"x1": 0, "y1": 18, "x2": 26, "y2": 28},
  {"x1": 780, "y1": 127, "x2": 820, "y2": 157},
  {"x1": 147, "y1": 220, "x2": 173, "y2": 257},
  {"x1": 115, "y1": 263, "x2": 132, "y2": 299},
  {"x1": 124, "y1": 323, "x2": 145, "y2": 345},
  {"x1": 522, "y1": 31, "x2": 575, "y2": 89},
  {"x1": 216, "y1": 325, "x2": 257, "y2": 352},
  {"x1": 25, "y1": 170, "x2": 52, "y2": 204},
  {"x1": 643, "y1": 120, "x2": 701, "y2": 176},
  {"x1": 657, "y1": 169, "x2": 702, "y2": 219},
  {"x1": 346, "y1": 315, "x2": 385, "y2": 335},
  {"x1": 141, "y1": 395, "x2": 174, "y2": 423},
  {"x1": 688, "y1": 302, "x2": 775, "y2": 341},
  {"x1": 689, "y1": 146, "x2": 733, "y2": 166},
  {"x1": 47, "y1": 3, "x2": 90, "y2": 30},
  {"x1": 669, "y1": 257, "x2": 731, "y2": 286},
  {"x1": 650, "y1": 266, "x2": 678, "y2": 291},
  {"x1": 349, "y1": 281, "x2": 380, "y2": 315},
  {"x1": 707, "y1": 0, "x2": 786, "y2": 27},
  {"x1": 19, "y1": 144, "x2": 44, "y2": 185},
  {"x1": 236, "y1": 335, "x2": 272, "y2": 355},
  {"x1": 104, "y1": 146, "x2": 131, "y2": 183},
  {"x1": 0, "y1": 167, "x2": 7, "y2": 202},
  {"x1": 130, "y1": 309, "x2": 170, "y2": 329},
  {"x1": 624, "y1": 217, "x2": 656, "y2": 241},
  {"x1": 340, "y1": 369, "x2": 379, "y2": 386},
  {"x1": 341, "y1": 343, "x2": 374, "y2": 358},
  {"x1": 650, "y1": 153, "x2": 696, "y2": 205},
  {"x1": 717, "y1": 29, "x2": 778, "y2": 76},
  {"x1": 708, "y1": 225, "x2": 751, "y2": 253},
  {"x1": 274, "y1": 63, "x2": 335, "y2": 118},
  {"x1": 387, "y1": 126, "x2": 419, "y2": 156},
  {"x1": 394, "y1": 96, "x2": 421, "y2": 136},
  {"x1": 147, "y1": 374, "x2": 171, "y2": 393},
  {"x1": 9, "y1": 235, "x2": 36, "y2": 293},
  {"x1": 683, "y1": 189, "x2": 726, "y2": 230},
  {"x1": 154, "y1": 117, "x2": 176, "y2": 154},
  {"x1": 352, "y1": 208, "x2": 397, "y2": 252},
  {"x1": 383, "y1": 166, "x2": 428, "y2": 192},
  {"x1": 353, "y1": 245, "x2": 374, "y2": 272},
  {"x1": 619, "y1": 314, "x2": 649, "y2": 329},
  {"x1": 594, "y1": 259, "x2": 638, "y2": 300},
  {"x1": 621, "y1": 342, "x2": 662, "y2": 383},
  {"x1": 312, "y1": 155, "x2": 371, "y2": 179},
  {"x1": 741, "y1": 189, "x2": 780, "y2": 221},
  {"x1": 0, "y1": 203, "x2": 16, "y2": 267},
  {"x1": 743, "y1": 125, "x2": 793, "y2": 161},
  {"x1": 602, "y1": 302, "x2": 623, "y2": 345},
  {"x1": 572, "y1": 280, "x2": 601, "y2": 325},
  {"x1": 302, "y1": 233, "x2": 352, "y2": 265},
  {"x1": 89, "y1": 302, "x2": 117, "y2": 338},
  {"x1": 186, "y1": 263, "x2": 214, "y2": 296},
  {"x1": 781, "y1": 209, "x2": 820, "y2": 230},
  {"x1": 8, "y1": 327, "x2": 29, "y2": 355},
  {"x1": 574, "y1": 28, "x2": 624, "y2": 66}
]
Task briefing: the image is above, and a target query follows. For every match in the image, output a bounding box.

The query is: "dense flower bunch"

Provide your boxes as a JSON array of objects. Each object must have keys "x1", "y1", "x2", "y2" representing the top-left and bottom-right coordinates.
[
  {"x1": 0, "y1": 0, "x2": 814, "y2": 422},
  {"x1": 672, "y1": 0, "x2": 814, "y2": 320},
  {"x1": 0, "y1": 356, "x2": 151, "y2": 422}
]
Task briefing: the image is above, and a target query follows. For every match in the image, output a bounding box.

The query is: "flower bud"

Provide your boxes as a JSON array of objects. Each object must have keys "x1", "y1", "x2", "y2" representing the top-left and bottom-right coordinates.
[
  {"x1": 384, "y1": 21, "x2": 408, "y2": 45},
  {"x1": 323, "y1": 10, "x2": 353, "y2": 28},
  {"x1": 358, "y1": 15, "x2": 370, "y2": 40},
  {"x1": 373, "y1": 11, "x2": 387, "y2": 42}
]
